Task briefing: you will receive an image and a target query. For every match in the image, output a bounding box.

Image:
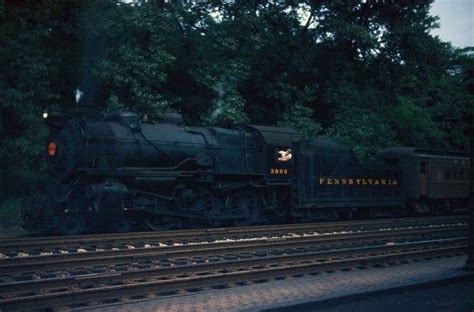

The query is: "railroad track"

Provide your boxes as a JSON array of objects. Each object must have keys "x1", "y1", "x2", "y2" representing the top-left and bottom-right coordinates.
[
  {"x1": 0, "y1": 216, "x2": 468, "y2": 311},
  {"x1": 0, "y1": 215, "x2": 467, "y2": 256}
]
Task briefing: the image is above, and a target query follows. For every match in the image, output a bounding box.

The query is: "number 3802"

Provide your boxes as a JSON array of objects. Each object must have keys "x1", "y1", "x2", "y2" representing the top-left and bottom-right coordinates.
[{"x1": 270, "y1": 168, "x2": 288, "y2": 175}]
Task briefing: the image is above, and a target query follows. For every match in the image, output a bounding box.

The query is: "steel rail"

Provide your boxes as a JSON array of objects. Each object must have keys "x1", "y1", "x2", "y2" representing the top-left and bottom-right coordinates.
[
  {"x1": 0, "y1": 236, "x2": 467, "y2": 296},
  {"x1": 0, "y1": 215, "x2": 467, "y2": 253},
  {"x1": 0, "y1": 238, "x2": 467, "y2": 311},
  {"x1": 0, "y1": 224, "x2": 466, "y2": 275}
]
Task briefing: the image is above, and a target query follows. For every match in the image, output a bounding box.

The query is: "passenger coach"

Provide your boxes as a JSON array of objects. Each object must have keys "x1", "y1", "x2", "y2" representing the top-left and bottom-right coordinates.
[{"x1": 375, "y1": 147, "x2": 470, "y2": 214}]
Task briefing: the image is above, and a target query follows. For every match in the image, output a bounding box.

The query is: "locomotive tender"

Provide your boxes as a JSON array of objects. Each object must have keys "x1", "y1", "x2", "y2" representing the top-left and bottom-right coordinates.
[{"x1": 23, "y1": 109, "x2": 470, "y2": 234}]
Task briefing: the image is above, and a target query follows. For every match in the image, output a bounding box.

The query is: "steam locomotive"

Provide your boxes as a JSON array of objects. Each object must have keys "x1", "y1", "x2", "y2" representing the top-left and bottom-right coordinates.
[{"x1": 23, "y1": 109, "x2": 470, "y2": 234}]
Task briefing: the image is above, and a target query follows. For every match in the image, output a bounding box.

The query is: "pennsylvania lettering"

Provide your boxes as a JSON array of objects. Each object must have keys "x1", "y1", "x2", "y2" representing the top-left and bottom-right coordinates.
[{"x1": 319, "y1": 178, "x2": 398, "y2": 186}]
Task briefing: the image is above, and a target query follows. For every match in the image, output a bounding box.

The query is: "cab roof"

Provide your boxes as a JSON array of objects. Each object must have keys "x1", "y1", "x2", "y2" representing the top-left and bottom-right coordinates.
[{"x1": 246, "y1": 125, "x2": 301, "y2": 146}]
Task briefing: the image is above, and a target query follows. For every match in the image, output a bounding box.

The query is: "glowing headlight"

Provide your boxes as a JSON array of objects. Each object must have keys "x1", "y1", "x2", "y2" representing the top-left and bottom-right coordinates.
[{"x1": 43, "y1": 112, "x2": 48, "y2": 119}]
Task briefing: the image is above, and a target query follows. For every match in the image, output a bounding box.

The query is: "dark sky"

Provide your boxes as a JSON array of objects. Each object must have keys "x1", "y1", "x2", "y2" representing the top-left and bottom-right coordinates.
[{"x1": 430, "y1": 0, "x2": 473, "y2": 48}]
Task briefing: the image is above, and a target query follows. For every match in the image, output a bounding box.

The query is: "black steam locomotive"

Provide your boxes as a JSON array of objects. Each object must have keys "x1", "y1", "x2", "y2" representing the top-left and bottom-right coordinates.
[{"x1": 23, "y1": 109, "x2": 470, "y2": 234}]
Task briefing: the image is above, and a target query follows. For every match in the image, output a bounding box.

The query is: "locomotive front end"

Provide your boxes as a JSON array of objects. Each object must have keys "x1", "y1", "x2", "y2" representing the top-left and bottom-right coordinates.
[
  {"x1": 43, "y1": 109, "x2": 87, "y2": 182},
  {"x1": 27, "y1": 109, "x2": 214, "y2": 234}
]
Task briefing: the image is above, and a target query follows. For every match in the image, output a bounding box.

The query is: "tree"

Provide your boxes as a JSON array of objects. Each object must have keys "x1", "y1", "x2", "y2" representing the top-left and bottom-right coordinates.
[{"x1": 0, "y1": 0, "x2": 472, "y2": 197}]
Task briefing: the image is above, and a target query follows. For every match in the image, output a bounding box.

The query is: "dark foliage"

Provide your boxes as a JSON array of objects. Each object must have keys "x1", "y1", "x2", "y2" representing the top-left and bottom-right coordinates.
[{"x1": 0, "y1": 0, "x2": 472, "y2": 198}]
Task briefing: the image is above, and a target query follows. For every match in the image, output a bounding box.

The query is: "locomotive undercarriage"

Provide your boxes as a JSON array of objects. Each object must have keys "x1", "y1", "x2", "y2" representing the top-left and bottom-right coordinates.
[
  {"x1": 134, "y1": 183, "x2": 265, "y2": 229},
  {"x1": 24, "y1": 175, "x2": 271, "y2": 235},
  {"x1": 23, "y1": 179, "x2": 466, "y2": 235}
]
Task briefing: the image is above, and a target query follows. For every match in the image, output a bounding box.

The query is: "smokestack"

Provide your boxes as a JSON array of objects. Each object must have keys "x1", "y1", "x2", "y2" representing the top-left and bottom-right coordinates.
[{"x1": 78, "y1": 1, "x2": 108, "y2": 107}]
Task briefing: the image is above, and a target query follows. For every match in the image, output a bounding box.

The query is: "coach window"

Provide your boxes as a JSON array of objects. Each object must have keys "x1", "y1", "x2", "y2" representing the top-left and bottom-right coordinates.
[
  {"x1": 444, "y1": 167, "x2": 451, "y2": 181},
  {"x1": 437, "y1": 168, "x2": 443, "y2": 182},
  {"x1": 452, "y1": 167, "x2": 458, "y2": 181},
  {"x1": 419, "y1": 161, "x2": 426, "y2": 174}
]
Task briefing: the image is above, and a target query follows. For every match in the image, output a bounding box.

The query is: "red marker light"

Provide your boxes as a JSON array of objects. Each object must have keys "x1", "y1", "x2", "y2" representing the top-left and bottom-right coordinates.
[{"x1": 48, "y1": 142, "x2": 57, "y2": 157}]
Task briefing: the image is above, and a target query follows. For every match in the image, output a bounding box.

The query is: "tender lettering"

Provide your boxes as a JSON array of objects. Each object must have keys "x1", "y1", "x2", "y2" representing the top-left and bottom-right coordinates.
[{"x1": 317, "y1": 177, "x2": 398, "y2": 187}]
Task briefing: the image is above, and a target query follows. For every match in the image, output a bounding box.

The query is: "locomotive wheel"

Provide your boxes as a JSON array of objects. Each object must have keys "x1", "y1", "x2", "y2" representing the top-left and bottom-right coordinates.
[
  {"x1": 227, "y1": 191, "x2": 260, "y2": 226},
  {"x1": 145, "y1": 215, "x2": 174, "y2": 231},
  {"x1": 58, "y1": 212, "x2": 86, "y2": 235},
  {"x1": 110, "y1": 216, "x2": 133, "y2": 233},
  {"x1": 181, "y1": 188, "x2": 216, "y2": 213}
]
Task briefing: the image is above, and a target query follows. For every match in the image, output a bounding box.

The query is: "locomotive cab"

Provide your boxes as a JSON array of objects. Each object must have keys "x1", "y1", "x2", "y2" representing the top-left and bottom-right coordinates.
[{"x1": 246, "y1": 125, "x2": 300, "y2": 184}]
